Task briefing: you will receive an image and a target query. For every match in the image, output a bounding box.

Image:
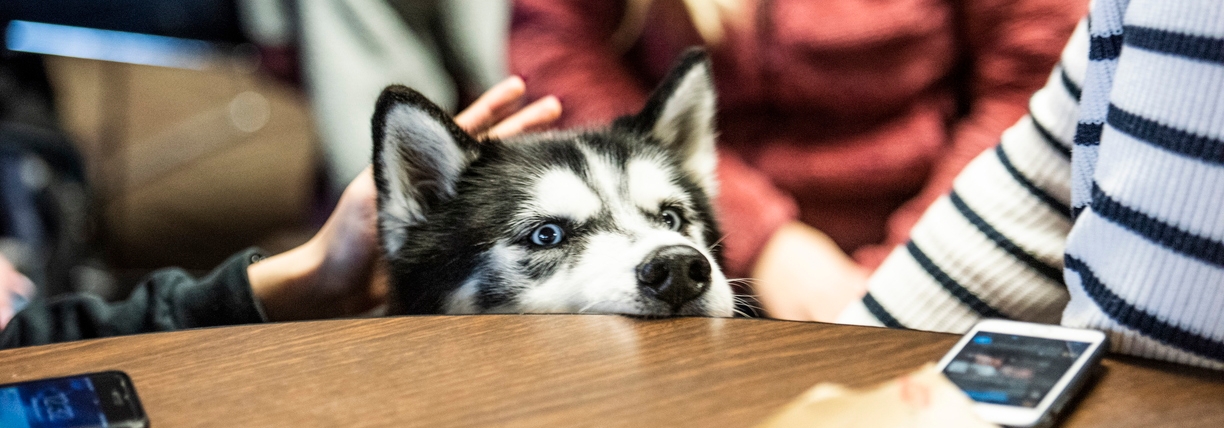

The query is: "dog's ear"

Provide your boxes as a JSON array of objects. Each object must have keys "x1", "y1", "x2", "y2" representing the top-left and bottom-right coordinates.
[
  {"x1": 372, "y1": 85, "x2": 479, "y2": 254},
  {"x1": 616, "y1": 48, "x2": 718, "y2": 196}
]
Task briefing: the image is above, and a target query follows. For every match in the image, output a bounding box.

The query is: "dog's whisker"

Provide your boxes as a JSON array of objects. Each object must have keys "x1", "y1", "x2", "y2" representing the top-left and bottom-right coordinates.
[
  {"x1": 731, "y1": 296, "x2": 759, "y2": 311},
  {"x1": 730, "y1": 293, "x2": 765, "y2": 313},
  {"x1": 726, "y1": 277, "x2": 758, "y2": 285},
  {"x1": 729, "y1": 297, "x2": 756, "y2": 318},
  {"x1": 734, "y1": 293, "x2": 762, "y2": 305}
]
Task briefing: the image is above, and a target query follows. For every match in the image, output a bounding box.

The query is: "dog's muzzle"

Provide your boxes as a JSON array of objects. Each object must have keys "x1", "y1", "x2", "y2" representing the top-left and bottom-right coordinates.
[{"x1": 636, "y1": 245, "x2": 712, "y2": 310}]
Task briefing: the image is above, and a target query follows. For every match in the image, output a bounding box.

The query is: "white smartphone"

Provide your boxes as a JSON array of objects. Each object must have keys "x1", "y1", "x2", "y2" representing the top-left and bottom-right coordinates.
[{"x1": 936, "y1": 319, "x2": 1108, "y2": 428}]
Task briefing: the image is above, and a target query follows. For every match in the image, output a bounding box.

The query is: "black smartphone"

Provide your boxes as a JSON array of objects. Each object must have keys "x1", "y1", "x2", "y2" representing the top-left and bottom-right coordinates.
[
  {"x1": 0, "y1": 370, "x2": 148, "y2": 428},
  {"x1": 936, "y1": 319, "x2": 1107, "y2": 428}
]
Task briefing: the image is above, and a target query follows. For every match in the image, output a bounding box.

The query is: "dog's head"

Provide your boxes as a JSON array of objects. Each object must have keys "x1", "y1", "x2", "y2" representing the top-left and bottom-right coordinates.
[{"x1": 372, "y1": 49, "x2": 733, "y2": 317}]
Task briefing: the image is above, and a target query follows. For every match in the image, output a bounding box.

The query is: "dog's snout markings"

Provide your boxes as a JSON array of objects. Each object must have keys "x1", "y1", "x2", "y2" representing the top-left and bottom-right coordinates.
[{"x1": 636, "y1": 245, "x2": 712, "y2": 310}]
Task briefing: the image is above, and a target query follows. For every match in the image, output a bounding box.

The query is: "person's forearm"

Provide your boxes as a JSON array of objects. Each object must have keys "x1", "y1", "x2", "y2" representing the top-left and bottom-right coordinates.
[
  {"x1": 1, "y1": 249, "x2": 266, "y2": 349},
  {"x1": 1060, "y1": 0, "x2": 1224, "y2": 370},
  {"x1": 246, "y1": 166, "x2": 386, "y2": 322}
]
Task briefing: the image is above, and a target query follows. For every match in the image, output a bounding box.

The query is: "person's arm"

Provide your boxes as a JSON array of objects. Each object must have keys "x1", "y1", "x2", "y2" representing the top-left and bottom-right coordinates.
[
  {"x1": 0, "y1": 77, "x2": 561, "y2": 348},
  {"x1": 1060, "y1": 1, "x2": 1224, "y2": 370},
  {"x1": 853, "y1": 0, "x2": 1089, "y2": 270},
  {"x1": 837, "y1": 20, "x2": 1087, "y2": 332},
  {"x1": 1, "y1": 249, "x2": 268, "y2": 348}
]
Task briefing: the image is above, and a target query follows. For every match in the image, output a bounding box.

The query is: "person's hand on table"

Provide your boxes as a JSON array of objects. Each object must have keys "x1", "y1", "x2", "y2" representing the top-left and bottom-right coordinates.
[
  {"x1": 750, "y1": 222, "x2": 869, "y2": 322},
  {"x1": 248, "y1": 77, "x2": 561, "y2": 321}
]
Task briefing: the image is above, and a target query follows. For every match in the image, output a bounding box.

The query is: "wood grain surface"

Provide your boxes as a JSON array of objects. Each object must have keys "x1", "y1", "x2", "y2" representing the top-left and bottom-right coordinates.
[{"x1": 0, "y1": 316, "x2": 1220, "y2": 427}]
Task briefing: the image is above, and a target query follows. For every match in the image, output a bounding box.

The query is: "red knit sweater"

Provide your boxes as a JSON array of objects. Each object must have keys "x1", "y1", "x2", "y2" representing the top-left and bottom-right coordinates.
[{"x1": 510, "y1": 0, "x2": 1086, "y2": 277}]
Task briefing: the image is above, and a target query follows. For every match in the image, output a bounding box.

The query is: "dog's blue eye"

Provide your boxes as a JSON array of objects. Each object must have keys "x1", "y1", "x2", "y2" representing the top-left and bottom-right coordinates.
[
  {"x1": 531, "y1": 224, "x2": 565, "y2": 246},
  {"x1": 661, "y1": 208, "x2": 683, "y2": 231}
]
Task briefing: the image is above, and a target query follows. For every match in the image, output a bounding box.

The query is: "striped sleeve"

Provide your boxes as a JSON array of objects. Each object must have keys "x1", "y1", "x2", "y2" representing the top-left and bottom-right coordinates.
[
  {"x1": 1062, "y1": 0, "x2": 1224, "y2": 370},
  {"x1": 835, "y1": 21, "x2": 1088, "y2": 332}
]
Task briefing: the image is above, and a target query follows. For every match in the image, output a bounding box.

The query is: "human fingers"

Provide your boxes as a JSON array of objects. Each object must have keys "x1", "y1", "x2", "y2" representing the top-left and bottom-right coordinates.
[
  {"x1": 485, "y1": 95, "x2": 562, "y2": 140},
  {"x1": 0, "y1": 292, "x2": 11, "y2": 330},
  {"x1": 0, "y1": 257, "x2": 34, "y2": 329},
  {"x1": 0, "y1": 255, "x2": 33, "y2": 298},
  {"x1": 453, "y1": 76, "x2": 526, "y2": 135}
]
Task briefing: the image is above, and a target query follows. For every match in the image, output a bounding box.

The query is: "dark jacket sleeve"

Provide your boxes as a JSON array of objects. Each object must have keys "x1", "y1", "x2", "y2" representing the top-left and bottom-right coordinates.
[{"x1": 1, "y1": 248, "x2": 268, "y2": 349}]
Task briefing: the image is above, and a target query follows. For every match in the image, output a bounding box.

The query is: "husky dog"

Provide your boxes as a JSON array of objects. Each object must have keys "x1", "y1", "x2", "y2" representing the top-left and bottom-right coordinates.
[{"x1": 372, "y1": 49, "x2": 734, "y2": 317}]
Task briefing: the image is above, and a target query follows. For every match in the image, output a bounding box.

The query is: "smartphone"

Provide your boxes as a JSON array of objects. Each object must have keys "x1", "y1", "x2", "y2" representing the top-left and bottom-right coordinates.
[
  {"x1": 936, "y1": 319, "x2": 1107, "y2": 428},
  {"x1": 0, "y1": 371, "x2": 148, "y2": 428}
]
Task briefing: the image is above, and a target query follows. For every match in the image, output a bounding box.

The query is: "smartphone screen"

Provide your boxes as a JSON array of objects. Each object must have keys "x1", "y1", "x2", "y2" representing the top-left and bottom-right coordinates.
[
  {"x1": 0, "y1": 372, "x2": 146, "y2": 428},
  {"x1": 942, "y1": 332, "x2": 1091, "y2": 408}
]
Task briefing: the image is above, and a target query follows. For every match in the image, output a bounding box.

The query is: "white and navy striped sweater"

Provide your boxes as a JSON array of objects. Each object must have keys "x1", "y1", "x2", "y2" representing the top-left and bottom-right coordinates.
[{"x1": 837, "y1": 0, "x2": 1224, "y2": 370}]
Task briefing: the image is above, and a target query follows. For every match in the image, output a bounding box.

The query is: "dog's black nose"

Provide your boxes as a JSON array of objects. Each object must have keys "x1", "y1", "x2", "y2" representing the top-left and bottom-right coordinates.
[{"x1": 637, "y1": 245, "x2": 711, "y2": 309}]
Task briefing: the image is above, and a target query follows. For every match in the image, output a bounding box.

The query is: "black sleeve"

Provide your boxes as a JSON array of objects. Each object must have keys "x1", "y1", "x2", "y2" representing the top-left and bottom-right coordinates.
[{"x1": 0, "y1": 248, "x2": 269, "y2": 349}]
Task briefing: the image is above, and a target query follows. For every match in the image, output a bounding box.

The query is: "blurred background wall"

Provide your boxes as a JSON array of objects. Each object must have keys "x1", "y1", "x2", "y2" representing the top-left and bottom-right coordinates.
[
  {"x1": 0, "y1": 0, "x2": 510, "y2": 299},
  {"x1": 44, "y1": 55, "x2": 316, "y2": 270}
]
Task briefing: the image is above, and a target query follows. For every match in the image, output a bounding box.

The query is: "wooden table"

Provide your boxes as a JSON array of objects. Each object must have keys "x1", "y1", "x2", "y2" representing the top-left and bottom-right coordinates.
[{"x1": 0, "y1": 316, "x2": 1220, "y2": 427}]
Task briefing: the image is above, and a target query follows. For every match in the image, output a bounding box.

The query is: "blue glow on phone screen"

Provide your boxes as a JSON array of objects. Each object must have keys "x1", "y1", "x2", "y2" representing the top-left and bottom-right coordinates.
[
  {"x1": 0, "y1": 377, "x2": 107, "y2": 428},
  {"x1": 943, "y1": 332, "x2": 1089, "y2": 408}
]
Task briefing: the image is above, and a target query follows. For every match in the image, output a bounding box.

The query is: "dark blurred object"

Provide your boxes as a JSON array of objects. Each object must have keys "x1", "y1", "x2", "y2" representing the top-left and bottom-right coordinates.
[
  {"x1": 0, "y1": 55, "x2": 59, "y2": 129},
  {"x1": 1, "y1": 0, "x2": 244, "y2": 43},
  {"x1": 0, "y1": 54, "x2": 94, "y2": 298}
]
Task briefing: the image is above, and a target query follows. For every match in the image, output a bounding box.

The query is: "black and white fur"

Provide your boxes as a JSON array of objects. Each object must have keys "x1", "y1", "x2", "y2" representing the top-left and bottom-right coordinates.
[{"x1": 372, "y1": 49, "x2": 733, "y2": 317}]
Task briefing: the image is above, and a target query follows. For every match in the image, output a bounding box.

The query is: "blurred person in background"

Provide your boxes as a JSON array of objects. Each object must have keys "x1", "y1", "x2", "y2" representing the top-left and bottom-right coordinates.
[
  {"x1": 509, "y1": 0, "x2": 1087, "y2": 321},
  {"x1": 289, "y1": 0, "x2": 511, "y2": 197}
]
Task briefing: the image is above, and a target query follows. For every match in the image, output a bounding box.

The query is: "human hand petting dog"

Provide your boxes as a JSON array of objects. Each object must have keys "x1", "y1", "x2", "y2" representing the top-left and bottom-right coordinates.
[{"x1": 247, "y1": 77, "x2": 562, "y2": 321}]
